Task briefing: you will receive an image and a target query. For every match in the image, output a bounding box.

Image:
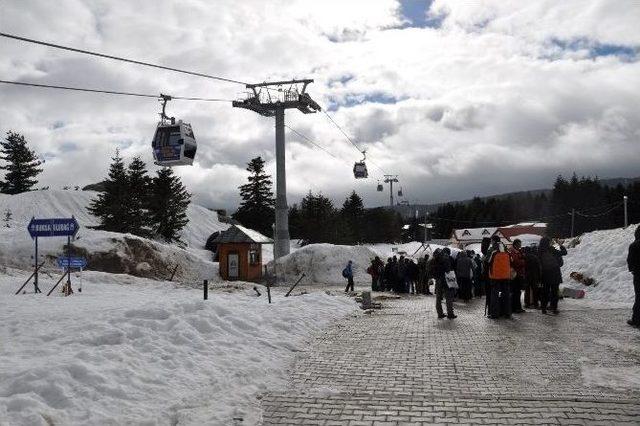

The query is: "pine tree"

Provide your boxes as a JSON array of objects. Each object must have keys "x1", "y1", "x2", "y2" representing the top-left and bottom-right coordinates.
[
  {"x1": 148, "y1": 167, "x2": 191, "y2": 243},
  {"x1": 232, "y1": 157, "x2": 275, "y2": 236},
  {"x1": 0, "y1": 131, "x2": 43, "y2": 194},
  {"x1": 340, "y1": 191, "x2": 365, "y2": 244},
  {"x1": 299, "y1": 192, "x2": 337, "y2": 243},
  {"x1": 126, "y1": 156, "x2": 152, "y2": 236},
  {"x1": 87, "y1": 150, "x2": 131, "y2": 233},
  {"x1": 288, "y1": 204, "x2": 301, "y2": 239}
]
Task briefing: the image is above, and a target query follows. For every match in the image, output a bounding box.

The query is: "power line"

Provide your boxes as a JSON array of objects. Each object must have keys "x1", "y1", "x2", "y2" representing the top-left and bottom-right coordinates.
[
  {"x1": 0, "y1": 79, "x2": 233, "y2": 102},
  {"x1": 284, "y1": 124, "x2": 342, "y2": 161},
  {"x1": 321, "y1": 109, "x2": 389, "y2": 175},
  {"x1": 322, "y1": 110, "x2": 362, "y2": 153},
  {"x1": 284, "y1": 124, "x2": 389, "y2": 182},
  {"x1": 0, "y1": 32, "x2": 248, "y2": 85},
  {"x1": 575, "y1": 202, "x2": 623, "y2": 218}
]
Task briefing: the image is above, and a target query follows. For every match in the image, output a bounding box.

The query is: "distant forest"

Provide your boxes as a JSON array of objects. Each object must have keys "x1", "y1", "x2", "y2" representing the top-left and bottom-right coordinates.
[
  {"x1": 413, "y1": 174, "x2": 640, "y2": 239},
  {"x1": 234, "y1": 161, "x2": 639, "y2": 244}
]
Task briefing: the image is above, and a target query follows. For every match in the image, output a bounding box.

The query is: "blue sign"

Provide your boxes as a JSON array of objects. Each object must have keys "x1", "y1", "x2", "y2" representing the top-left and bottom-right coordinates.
[
  {"x1": 57, "y1": 257, "x2": 87, "y2": 269},
  {"x1": 28, "y1": 217, "x2": 80, "y2": 239}
]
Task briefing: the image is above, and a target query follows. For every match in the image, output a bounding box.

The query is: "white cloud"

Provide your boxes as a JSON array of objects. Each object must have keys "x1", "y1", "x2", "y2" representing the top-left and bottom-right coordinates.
[{"x1": 1, "y1": 0, "x2": 639, "y2": 212}]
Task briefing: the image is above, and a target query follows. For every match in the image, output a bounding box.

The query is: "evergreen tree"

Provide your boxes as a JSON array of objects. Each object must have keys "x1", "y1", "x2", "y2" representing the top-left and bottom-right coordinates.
[
  {"x1": 339, "y1": 190, "x2": 365, "y2": 244},
  {"x1": 288, "y1": 204, "x2": 302, "y2": 239},
  {"x1": 0, "y1": 131, "x2": 43, "y2": 194},
  {"x1": 232, "y1": 157, "x2": 275, "y2": 236},
  {"x1": 360, "y1": 207, "x2": 402, "y2": 243},
  {"x1": 126, "y1": 156, "x2": 152, "y2": 236},
  {"x1": 148, "y1": 167, "x2": 191, "y2": 243},
  {"x1": 299, "y1": 192, "x2": 337, "y2": 243},
  {"x1": 88, "y1": 151, "x2": 131, "y2": 233}
]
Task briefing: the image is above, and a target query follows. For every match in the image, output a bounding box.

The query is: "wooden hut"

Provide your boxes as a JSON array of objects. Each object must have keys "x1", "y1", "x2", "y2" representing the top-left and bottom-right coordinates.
[{"x1": 213, "y1": 225, "x2": 272, "y2": 281}]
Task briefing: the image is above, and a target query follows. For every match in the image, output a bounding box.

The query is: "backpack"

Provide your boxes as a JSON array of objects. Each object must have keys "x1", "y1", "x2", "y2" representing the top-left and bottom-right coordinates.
[
  {"x1": 489, "y1": 251, "x2": 511, "y2": 280},
  {"x1": 342, "y1": 268, "x2": 349, "y2": 278}
]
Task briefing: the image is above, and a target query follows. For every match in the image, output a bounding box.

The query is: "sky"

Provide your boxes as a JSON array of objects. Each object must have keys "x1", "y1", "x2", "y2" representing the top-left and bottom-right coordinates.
[{"x1": 1, "y1": 0, "x2": 639, "y2": 212}]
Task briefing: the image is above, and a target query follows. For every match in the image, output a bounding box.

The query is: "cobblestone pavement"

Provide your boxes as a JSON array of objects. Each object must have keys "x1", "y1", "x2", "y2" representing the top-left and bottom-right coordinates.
[{"x1": 261, "y1": 295, "x2": 640, "y2": 425}]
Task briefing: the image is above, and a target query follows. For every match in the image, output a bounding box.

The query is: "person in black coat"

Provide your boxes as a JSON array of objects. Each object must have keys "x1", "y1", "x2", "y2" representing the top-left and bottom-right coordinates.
[
  {"x1": 455, "y1": 251, "x2": 474, "y2": 301},
  {"x1": 523, "y1": 247, "x2": 542, "y2": 309},
  {"x1": 627, "y1": 226, "x2": 640, "y2": 327},
  {"x1": 480, "y1": 237, "x2": 492, "y2": 306},
  {"x1": 538, "y1": 237, "x2": 567, "y2": 315},
  {"x1": 434, "y1": 248, "x2": 456, "y2": 319}
]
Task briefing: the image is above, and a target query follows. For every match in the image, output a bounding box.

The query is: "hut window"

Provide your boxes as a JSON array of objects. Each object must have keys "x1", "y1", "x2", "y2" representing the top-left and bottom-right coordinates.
[{"x1": 249, "y1": 249, "x2": 260, "y2": 265}]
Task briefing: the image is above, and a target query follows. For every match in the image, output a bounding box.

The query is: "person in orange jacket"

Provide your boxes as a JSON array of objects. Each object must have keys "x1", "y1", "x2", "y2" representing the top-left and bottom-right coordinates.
[{"x1": 487, "y1": 235, "x2": 512, "y2": 319}]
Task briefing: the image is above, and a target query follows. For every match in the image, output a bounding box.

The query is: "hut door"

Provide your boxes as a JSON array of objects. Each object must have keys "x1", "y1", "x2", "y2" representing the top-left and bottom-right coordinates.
[{"x1": 228, "y1": 253, "x2": 239, "y2": 279}]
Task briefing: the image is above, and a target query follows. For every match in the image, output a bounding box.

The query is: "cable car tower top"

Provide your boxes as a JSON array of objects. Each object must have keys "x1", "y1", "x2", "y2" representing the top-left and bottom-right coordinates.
[
  {"x1": 232, "y1": 79, "x2": 321, "y2": 260},
  {"x1": 232, "y1": 79, "x2": 320, "y2": 116}
]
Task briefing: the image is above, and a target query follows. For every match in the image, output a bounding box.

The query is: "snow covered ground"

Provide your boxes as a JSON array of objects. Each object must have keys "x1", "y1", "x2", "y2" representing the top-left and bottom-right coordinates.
[
  {"x1": 0, "y1": 190, "x2": 228, "y2": 280},
  {"x1": 562, "y1": 224, "x2": 637, "y2": 306},
  {"x1": 0, "y1": 269, "x2": 356, "y2": 425}
]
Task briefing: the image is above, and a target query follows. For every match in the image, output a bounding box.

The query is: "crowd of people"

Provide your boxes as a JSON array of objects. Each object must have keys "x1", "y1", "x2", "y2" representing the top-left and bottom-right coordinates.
[{"x1": 354, "y1": 235, "x2": 569, "y2": 320}]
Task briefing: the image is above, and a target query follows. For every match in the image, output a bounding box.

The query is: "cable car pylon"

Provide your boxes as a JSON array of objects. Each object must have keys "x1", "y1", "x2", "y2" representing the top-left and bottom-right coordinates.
[
  {"x1": 380, "y1": 175, "x2": 399, "y2": 207},
  {"x1": 233, "y1": 79, "x2": 321, "y2": 260}
]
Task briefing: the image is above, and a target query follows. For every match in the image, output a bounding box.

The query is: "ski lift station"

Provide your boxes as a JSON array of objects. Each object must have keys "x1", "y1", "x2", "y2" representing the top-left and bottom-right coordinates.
[{"x1": 212, "y1": 225, "x2": 272, "y2": 282}]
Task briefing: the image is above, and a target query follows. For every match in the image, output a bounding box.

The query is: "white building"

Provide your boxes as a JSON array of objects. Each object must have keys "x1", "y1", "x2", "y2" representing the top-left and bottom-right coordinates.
[{"x1": 450, "y1": 227, "x2": 497, "y2": 247}]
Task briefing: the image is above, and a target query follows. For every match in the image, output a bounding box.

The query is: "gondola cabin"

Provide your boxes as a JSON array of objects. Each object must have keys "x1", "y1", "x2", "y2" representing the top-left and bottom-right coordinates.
[
  {"x1": 377, "y1": 182, "x2": 383, "y2": 191},
  {"x1": 152, "y1": 120, "x2": 197, "y2": 166},
  {"x1": 353, "y1": 161, "x2": 368, "y2": 179}
]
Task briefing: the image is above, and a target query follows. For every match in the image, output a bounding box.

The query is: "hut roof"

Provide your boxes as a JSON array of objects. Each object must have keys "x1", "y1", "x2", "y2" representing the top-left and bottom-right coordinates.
[{"x1": 212, "y1": 225, "x2": 272, "y2": 244}]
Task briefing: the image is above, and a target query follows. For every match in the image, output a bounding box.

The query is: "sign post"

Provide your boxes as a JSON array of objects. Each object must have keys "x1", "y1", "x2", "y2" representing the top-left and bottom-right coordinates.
[
  {"x1": 57, "y1": 255, "x2": 87, "y2": 296},
  {"x1": 28, "y1": 217, "x2": 80, "y2": 296},
  {"x1": 34, "y1": 236, "x2": 40, "y2": 293}
]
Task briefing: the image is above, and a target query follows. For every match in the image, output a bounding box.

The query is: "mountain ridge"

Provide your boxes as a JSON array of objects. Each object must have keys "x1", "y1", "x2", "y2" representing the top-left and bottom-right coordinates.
[{"x1": 387, "y1": 176, "x2": 640, "y2": 219}]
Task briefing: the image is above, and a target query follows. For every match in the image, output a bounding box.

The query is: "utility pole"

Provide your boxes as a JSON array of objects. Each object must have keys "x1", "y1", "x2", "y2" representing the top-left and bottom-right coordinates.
[
  {"x1": 233, "y1": 79, "x2": 320, "y2": 260},
  {"x1": 423, "y1": 211, "x2": 428, "y2": 243},
  {"x1": 570, "y1": 208, "x2": 575, "y2": 238},
  {"x1": 383, "y1": 175, "x2": 399, "y2": 207},
  {"x1": 624, "y1": 195, "x2": 628, "y2": 228}
]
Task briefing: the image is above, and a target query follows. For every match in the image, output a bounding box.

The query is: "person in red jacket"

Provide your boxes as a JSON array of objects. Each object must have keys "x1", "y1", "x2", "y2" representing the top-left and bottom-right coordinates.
[{"x1": 509, "y1": 239, "x2": 526, "y2": 313}]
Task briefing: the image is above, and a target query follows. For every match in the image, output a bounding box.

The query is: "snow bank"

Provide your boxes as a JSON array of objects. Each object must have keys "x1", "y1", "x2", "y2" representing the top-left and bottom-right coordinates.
[
  {"x1": 368, "y1": 241, "x2": 450, "y2": 260},
  {"x1": 269, "y1": 241, "x2": 460, "y2": 285},
  {"x1": 561, "y1": 224, "x2": 637, "y2": 305},
  {"x1": 0, "y1": 190, "x2": 229, "y2": 280},
  {"x1": 272, "y1": 243, "x2": 379, "y2": 284},
  {"x1": 0, "y1": 190, "x2": 228, "y2": 250},
  {"x1": 0, "y1": 271, "x2": 356, "y2": 425}
]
